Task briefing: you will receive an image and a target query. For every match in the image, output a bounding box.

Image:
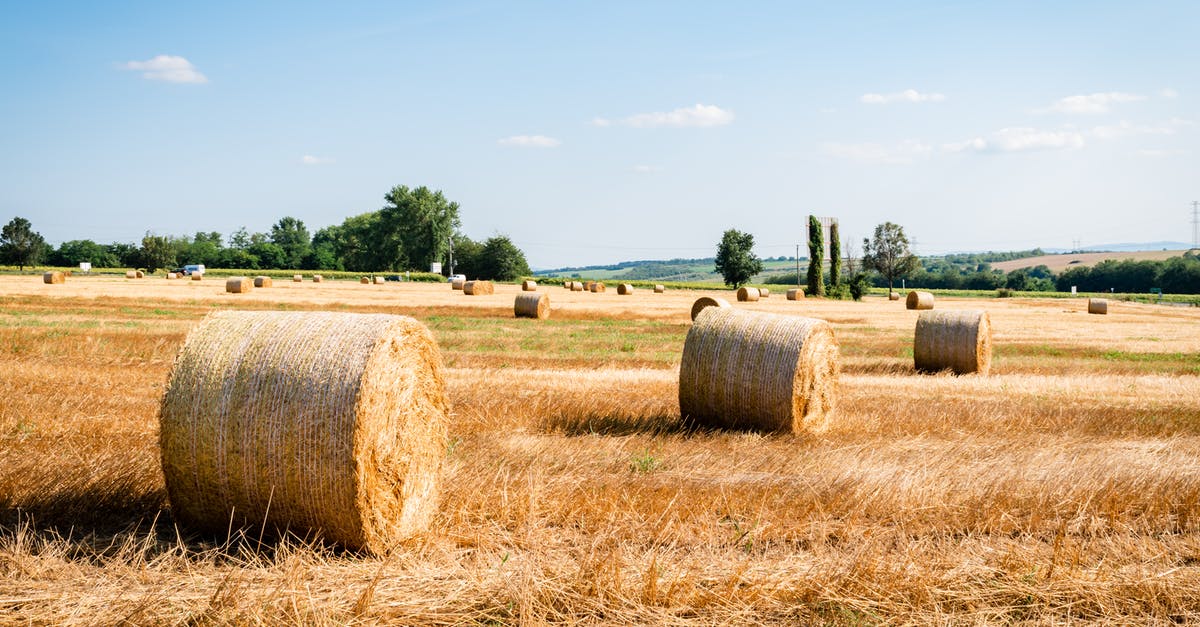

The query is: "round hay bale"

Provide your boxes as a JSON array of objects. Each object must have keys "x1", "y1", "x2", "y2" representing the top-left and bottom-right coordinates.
[
  {"x1": 889, "y1": 292, "x2": 900, "y2": 301},
  {"x1": 562, "y1": 281, "x2": 572, "y2": 289},
  {"x1": 736, "y1": 286, "x2": 760, "y2": 302},
  {"x1": 167, "y1": 272, "x2": 179, "y2": 280},
  {"x1": 690, "y1": 296, "x2": 731, "y2": 321},
  {"x1": 225, "y1": 277, "x2": 253, "y2": 293},
  {"x1": 312, "y1": 275, "x2": 323, "y2": 283},
  {"x1": 374, "y1": 276, "x2": 385, "y2": 285},
  {"x1": 159, "y1": 311, "x2": 447, "y2": 554},
  {"x1": 360, "y1": 277, "x2": 371, "y2": 284},
  {"x1": 1088, "y1": 298, "x2": 1108, "y2": 315},
  {"x1": 570, "y1": 281, "x2": 584, "y2": 292},
  {"x1": 591, "y1": 282, "x2": 606, "y2": 293},
  {"x1": 617, "y1": 283, "x2": 634, "y2": 295},
  {"x1": 514, "y1": 292, "x2": 550, "y2": 319},
  {"x1": 451, "y1": 279, "x2": 465, "y2": 290},
  {"x1": 786, "y1": 288, "x2": 804, "y2": 300},
  {"x1": 43, "y1": 271, "x2": 65, "y2": 284},
  {"x1": 293, "y1": 274, "x2": 303, "y2": 282},
  {"x1": 680, "y1": 307, "x2": 839, "y2": 433},
  {"x1": 463, "y1": 280, "x2": 494, "y2": 296},
  {"x1": 759, "y1": 288, "x2": 770, "y2": 298},
  {"x1": 521, "y1": 280, "x2": 537, "y2": 291},
  {"x1": 135, "y1": 270, "x2": 145, "y2": 279},
  {"x1": 191, "y1": 273, "x2": 203, "y2": 281},
  {"x1": 913, "y1": 310, "x2": 992, "y2": 375},
  {"x1": 253, "y1": 276, "x2": 273, "y2": 288},
  {"x1": 125, "y1": 271, "x2": 137, "y2": 279},
  {"x1": 906, "y1": 290, "x2": 934, "y2": 310},
  {"x1": 654, "y1": 284, "x2": 665, "y2": 293},
  {"x1": 584, "y1": 281, "x2": 595, "y2": 291}
]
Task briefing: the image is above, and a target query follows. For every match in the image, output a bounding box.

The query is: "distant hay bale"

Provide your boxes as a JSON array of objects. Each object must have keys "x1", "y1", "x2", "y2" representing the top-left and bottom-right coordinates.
[
  {"x1": 522, "y1": 280, "x2": 537, "y2": 291},
  {"x1": 451, "y1": 279, "x2": 465, "y2": 290},
  {"x1": 759, "y1": 288, "x2": 770, "y2": 298},
  {"x1": 159, "y1": 310, "x2": 447, "y2": 554},
  {"x1": 906, "y1": 290, "x2": 934, "y2": 310},
  {"x1": 1088, "y1": 298, "x2": 1108, "y2": 315},
  {"x1": 225, "y1": 277, "x2": 253, "y2": 293},
  {"x1": 786, "y1": 288, "x2": 803, "y2": 300},
  {"x1": 191, "y1": 273, "x2": 203, "y2": 281},
  {"x1": 584, "y1": 281, "x2": 596, "y2": 292},
  {"x1": 43, "y1": 271, "x2": 65, "y2": 284},
  {"x1": 591, "y1": 282, "x2": 606, "y2": 293},
  {"x1": 374, "y1": 276, "x2": 385, "y2": 285},
  {"x1": 680, "y1": 307, "x2": 839, "y2": 433},
  {"x1": 562, "y1": 281, "x2": 572, "y2": 289},
  {"x1": 617, "y1": 283, "x2": 634, "y2": 295},
  {"x1": 126, "y1": 271, "x2": 137, "y2": 279},
  {"x1": 514, "y1": 292, "x2": 550, "y2": 319},
  {"x1": 570, "y1": 281, "x2": 584, "y2": 291},
  {"x1": 167, "y1": 273, "x2": 179, "y2": 280},
  {"x1": 654, "y1": 284, "x2": 665, "y2": 293},
  {"x1": 690, "y1": 296, "x2": 731, "y2": 321},
  {"x1": 913, "y1": 310, "x2": 992, "y2": 376},
  {"x1": 736, "y1": 286, "x2": 760, "y2": 302},
  {"x1": 312, "y1": 275, "x2": 323, "y2": 283},
  {"x1": 136, "y1": 270, "x2": 145, "y2": 279},
  {"x1": 889, "y1": 292, "x2": 900, "y2": 301},
  {"x1": 464, "y1": 280, "x2": 494, "y2": 295},
  {"x1": 293, "y1": 274, "x2": 303, "y2": 282},
  {"x1": 253, "y1": 276, "x2": 273, "y2": 288},
  {"x1": 360, "y1": 277, "x2": 371, "y2": 284}
]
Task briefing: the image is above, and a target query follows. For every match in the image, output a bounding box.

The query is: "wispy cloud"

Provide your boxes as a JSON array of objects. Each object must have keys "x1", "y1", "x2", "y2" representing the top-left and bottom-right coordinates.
[
  {"x1": 592, "y1": 104, "x2": 734, "y2": 128},
  {"x1": 1160, "y1": 87, "x2": 1179, "y2": 99},
  {"x1": 1088, "y1": 120, "x2": 1179, "y2": 140},
  {"x1": 301, "y1": 155, "x2": 334, "y2": 165},
  {"x1": 498, "y1": 135, "x2": 561, "y2": 148},
  {"x1": 1043, "y1": 92, "x2": 1144, "y2": 114},
  {"x1": 860, "y1": 89, "x2": 945, "y2": 105},
  {"x1": 944, "y1": 127, "x2": 1085, "y2": 153},
  {"x1": 822, "y1": 140, "x2": 932, "y2": 165},
  {"x1": 120, "y1": 55, "x2": 207, "y2": 84}
]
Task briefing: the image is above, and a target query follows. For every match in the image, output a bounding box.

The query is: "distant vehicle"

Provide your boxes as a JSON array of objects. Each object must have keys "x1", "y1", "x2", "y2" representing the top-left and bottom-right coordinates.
[
  {"x1": 172, "y1": 264, "x2": 206, "y2": 276},
  {"x1": 448, "y1": 273, "x2": 466, "y2": 283}
]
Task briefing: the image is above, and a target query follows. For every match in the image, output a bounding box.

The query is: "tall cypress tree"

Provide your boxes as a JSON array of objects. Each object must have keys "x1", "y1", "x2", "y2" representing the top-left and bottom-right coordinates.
[
  {"x1": 829, "y1": 221, "x2": 841, "y2": 287},
  {"x1": 806, "y1": 215, "x2": 825, "y2": 297}
]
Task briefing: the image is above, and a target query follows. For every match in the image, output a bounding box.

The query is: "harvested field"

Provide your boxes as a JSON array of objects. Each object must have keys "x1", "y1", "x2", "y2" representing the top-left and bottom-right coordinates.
[{"x1": 1, "y1": 274, "x2": 1199, "y2": 624}]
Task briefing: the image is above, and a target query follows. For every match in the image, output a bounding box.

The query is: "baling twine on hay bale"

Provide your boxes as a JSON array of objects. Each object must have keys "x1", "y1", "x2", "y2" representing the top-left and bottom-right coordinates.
[
  {"x1": 1088, "y1": 298, "x2": 1108, "y2": 315},
  {"x1": 690, "y1": 296, "x2": 731, "y2": 321},
  {"x1": 514, "y1": 292, "x2": 550, "y2": 319},
  {"x1": 759, "y1": 288, "x2": 770, "y2": 298},
  {"x1": 253, "y1": 276, "x2": 273, "y2": 288},
  {"x1": 464, "y1": 280, "x2": 494, "y2": 295},
  {"x1": 679, "y1": 307, "x2": 839, "y2": 433},
  {"x1": 654, "y1": 284, "x2": 665, "y2": 293},
  {"x1": 43, "y1": 271, "x2": 65, "y2": 284},
  {"x1": 225, "y1": 277, "x2": 253, "y2": 293},
  {"x1": 906, "y1": 290, "x2": 934, "y2": 310},
  {"x1": 159, "y1": 310, "x2": 448, "y2": 554},
  {"x1": 786, "y1": 288, "x2": 803, "y2": 300},
  {"x1": 521, "y1": 280, "x2": 537, "y2": 291},
  {"x1": 736, "y1": 286, "x2": 759, "y2": 302},
  {"x1": 913, "y1": 309, "x2": 992, "y2": 375},
  {"x1": 617, "y1": 283, "x2": 634, "y2": 295}
]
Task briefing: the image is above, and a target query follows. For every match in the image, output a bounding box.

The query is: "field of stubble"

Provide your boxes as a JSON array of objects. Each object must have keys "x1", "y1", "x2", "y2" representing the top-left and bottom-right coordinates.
[{"x1": 2, "y1": 275, "x2": 1199, "y2": 625}]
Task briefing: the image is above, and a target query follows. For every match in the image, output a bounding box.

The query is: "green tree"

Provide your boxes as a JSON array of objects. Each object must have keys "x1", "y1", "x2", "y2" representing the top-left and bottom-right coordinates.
[
  {"x1": 829, "y1": 221, "x2": 842, "y2": 287},
  {"x1": 714, "y1": 229, "x2": 763, "y2": 287},
  {"x1": 229, "y1": 227, "x2": 251, "y2": 249},
  {"x1": 862, "y1": 222, "x2": 920, "y2": 294},
  {"x1": 476, "y1": 235, "x2": 531, "y2": 281},
  {"x1": 0, "y1": 217, "x2": 46, "y2": 270},
  {"x1": 52, "y1": 239, "x2": 119, "y2": 268},
  {"x1": 270, "y1": 217, "x2": 311, "y2": 269},
  {"x1": 450, "y1": 233, "x2": 483, "y2": 278},
  {"x1": 137, "y1": 233, "x2": 175, "y2": 273},
  {"x1": 378, "y1": 185, "x2": 461, "y2": 271},
  {"x1": 107, "y1": 242, "x2": 139, "y2": 267},
  {"x1": 247, "y1": 241, "x2": 287, "y2": 269},
  {"x1": 806, "y1": 216, "x2": 825, "y2": 297}
]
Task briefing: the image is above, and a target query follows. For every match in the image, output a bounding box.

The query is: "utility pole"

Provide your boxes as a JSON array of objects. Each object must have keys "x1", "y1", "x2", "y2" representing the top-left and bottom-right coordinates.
[
  {"x1": 795, "y1": 244, "x2": 801, "y2": 288},
  {"x1": 447, "y1": 235, "x2": 455, "y2": 276}
]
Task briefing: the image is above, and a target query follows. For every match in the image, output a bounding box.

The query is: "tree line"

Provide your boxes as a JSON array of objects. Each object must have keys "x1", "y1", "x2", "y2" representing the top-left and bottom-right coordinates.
[{"x1": 1, "y1": 185, "x2": 533, "y2": 281}]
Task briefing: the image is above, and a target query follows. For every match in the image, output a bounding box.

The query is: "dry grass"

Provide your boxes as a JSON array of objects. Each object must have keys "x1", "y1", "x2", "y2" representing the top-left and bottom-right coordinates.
[{"x1": 1, "y1": 276, "x2": 1200, "y2": 623}]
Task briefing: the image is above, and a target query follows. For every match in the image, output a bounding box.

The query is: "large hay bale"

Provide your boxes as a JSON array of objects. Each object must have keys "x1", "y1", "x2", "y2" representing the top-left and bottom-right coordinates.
[
  {"x1": 690, "y1": 296, "x2": 731, "y2": 321},
  {"x1": 913, "y1": 310, "x2": 992, "y2": 375},
  {"x1": 464, "y1": 280, "x2": 494, "y2": 295},
  {"x1": 136, "y1": 270, "x2": 145, "y2": 279},
  {"x1": 521, "y1": 280, "x2": 537, "y2": 291},
  {"x1": 126, "y1": 271, "x2": 137, "y2": 279},
  {"x1": 617, "y1": 283, "x2": 634, "y2": 295},
  {"x1": 312, "y1": 275, "x2": 323, "y2": 283},
  {"x1": 654, "y1": 284, "x2": 665, "y2": 293},
  {"x1": 679, "y1": 307, "x2": 839, "y2": 433},
  {"x1": 191, "y1": 273, "x2": 203, "y2": 281},
  {"x1": 570, "y1": 281, "x2": 584, "y2": 292},
  {"x1": 451, "y1": 279, "x2": 465, "y2": 290},
  {"x1": 360, "y1": 277, "x2": 371, "y2": 284},
  {"x1": 591, "y1": 282, "x2": 606, "y2": 293},
  {"x1": 786, "y1": 288, "x2": 803, "y2": 300},
  {"x1": 906, "y1": 290, "x2": 934, "y2": 310},
  {"x1": 1088, "y1": 298, "x2": 1108, "y2": 315},
  {"x1": 43, "y1": 271, "x2": 65, "y2": 284},
  {"x1": 759, "y1": 288, "x2": 770, "y2": 298},
  {"x1": 889, "y1": 292, "x2": 900, "y2": 301},
  {"x1": 225, "y1": 277, "x2": 253, "y2": 293},
  {"x1": 293, "y1": 274, "x2": 303, "y2": 282},
  {"x1": 514, "y1": 292, "x2": 550, "y2": 319},
  {"x1": 374, "y1": 276, "x2": 385, "y2": 285},
  {"x1": 736, "y1": 286, "x2": 760, "y2": 302},
  {"x1": 167, "y1": 273, "x2": 179, "y2": 280},
  {"x1": 159, "y1": 311, "x2": 447, "y2": 554},
  {"x1": 253, "y1": 276, "x2": 273, "y2": 288}
]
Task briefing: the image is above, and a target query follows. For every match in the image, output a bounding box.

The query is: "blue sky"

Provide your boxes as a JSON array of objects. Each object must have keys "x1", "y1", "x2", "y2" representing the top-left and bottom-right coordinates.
[{"x1": 1, "y1": 1, "x2": 1197, "y2": 268}]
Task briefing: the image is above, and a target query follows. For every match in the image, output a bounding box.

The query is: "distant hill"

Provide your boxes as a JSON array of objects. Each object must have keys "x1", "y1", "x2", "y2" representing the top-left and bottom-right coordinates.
[
  {"x1": 1041, "y1": 241, "x2": 1194, "y2": 254},
  {"x1": 535, "y1": 257, "x2": 803, "y2": 283},
  {"x1": 992, "y1": 249, "x2": 1195, "y2": 273}
]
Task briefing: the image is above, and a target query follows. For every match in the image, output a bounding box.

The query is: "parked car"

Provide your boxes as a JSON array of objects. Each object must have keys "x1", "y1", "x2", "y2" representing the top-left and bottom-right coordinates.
[
  {"x1": 448, "y1": 274, "x2": 466, "y2": 283},
  {"x1": 171, "y1": 264, "x2": 206, "y2": 276}
]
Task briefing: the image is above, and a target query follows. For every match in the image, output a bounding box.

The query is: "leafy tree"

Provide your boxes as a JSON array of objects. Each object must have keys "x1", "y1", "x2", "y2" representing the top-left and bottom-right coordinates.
[
  {"x1": 247, "y1": 241, "x2": 287, "y2": 269},
  {"x1": 714, "y1": 229, "x2": 763, "y2": 287},
  {"x1": 862, "y1": 222, "x2": 919, "y2": 294},
  {"x1": 476, "y1": 235, "x2": 530, "y2": 281},
  {"x1": 107, "y1": 242, "x2": 140, "y2": 267},
  {"x1": 450, "y1": 233, "x2": 483, "y2": 278},
  {"x1": 218, "y1": 247, "x2": 259, "y2": 269},
  {"x1": 303, "y1": 242, "x2": 341, "y2": 271},
  {"x1": 378, "y1": 185, "x2": 461, "y2": 271},
  {"x1": 0, "y1": 217, "x2": 46, "y2": 270},
  {"x1": 270, "y1": 217, "x2": 311, "y2": 269},
  {"x1": 318, "y1": 213, "x2": 387, "y2": 271},
  {"x1": 52, "y1": 239, "x2": 119, "y2": 268},
  {"x1": 137, "y1": 233, "x2": 175, "y2": 273},
  {"x1": 829, "y1": 221, "x2": 842, "y2": 287},
  {"x1": 806, "y1": 216, "x2": 825, "y2": 297},
  {"x1": 229, "y1": 227, "x2": 252, "y2": 249},
  {"x1": 847, "y1": 272, "x2": 871, "y2": 301},
  {"x1": 181, "y1": 231, "x2": 223, "y2": 267}
]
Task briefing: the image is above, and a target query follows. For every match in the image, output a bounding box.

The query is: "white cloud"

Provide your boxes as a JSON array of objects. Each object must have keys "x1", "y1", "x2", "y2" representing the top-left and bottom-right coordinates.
[
  {"x1": 1044, "y1": 92, "x2": 1144, "y2": 114},
  {"x1": 120, "y1": 55, "x2": 207, "y2": 84},
  {"x1": 1160, "y1": 88, "x2": 1179, "y2": 99},
  {"x1": 632, "y1": 164, "x2": 662, "y2": 173},
  {"x1": 591, "y1": 104, "x2": 734, "y2": 128},
  {"x1": 1088, "y1": 121, "x2": 1177, "y2": 140},
  {"x1": 498, "y1": 135, "x2": 561, "y2": 148},
  {"x1": 822, "y1": 140, "x2": 932, "y2": 165},
  {"x1": 860, "y1": 89, "x2": 945, "y2": 105},
  {"x1": 944, "y1": 127, "x2": 1085, "y2": 153},
  {"x1": 301, "y1": 155, "x2": 334, "y2": 165}
]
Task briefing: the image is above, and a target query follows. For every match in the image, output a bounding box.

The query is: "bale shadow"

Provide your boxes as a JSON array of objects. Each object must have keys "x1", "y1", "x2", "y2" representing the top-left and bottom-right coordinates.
[{"x1": 538, "y1": 412, "x2": 789, "y2": 437}]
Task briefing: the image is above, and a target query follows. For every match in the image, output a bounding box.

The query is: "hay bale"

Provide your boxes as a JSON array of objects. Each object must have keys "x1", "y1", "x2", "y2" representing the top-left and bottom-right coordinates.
[
  {"x1": 786, "y1": 288, "x2": 804, "y2": 300},
  {"x1": 312, "y1": 275, "x2": 323, "y2": 283},
  {"x1": 521, "y1": 280, "x2": 537, "y2": 291},
  {"x1": 159, "y1": 311, "x2": 447, "y2": 554},
  {"x1": 679, "y1": 307, "x2": 839, "y2": 433},
  {"x1": 43, "y1": 271, "x2": 65, "y2": 284},
  {"x1": 360, "y1": 277, "x2": 371, "y2": 284},
  {"x1": 374, "y1": 276, "x2": 385, "y2": 285},
  {"x1": 690, "y1": 296, "x2": 731, "y2": 321},
  {"x1": 136, "y1": 270, "x2": 145, "y2": 279},
  {"x1": 591, "y1": 282, "x2": 606, "y2": 293},
  {"x1": 191, "y1": 273, "x2": 203, "y2": 281},
  {"x1": 736, "y1": 286, "x2": 760, "y2": 302},
  {"x1": 584, "y1": 281, "x2": 596, "y2": 292},
  {"x1": 759, "y1": 288, "x2": 770, "y2": 298},
  {"x1": 889, "y1": 292, "x2": 900, "y2": 301},
  {"x1": 514, "y1": 292, "x2": 550, "y2": 319},
  {"x1": 563, "y1": 281, "x2": 572, "y2": 289},
  {"x1": 293, "y1": 274, "x2": 303, "y2": 282},
  {"x1": 570, "y1": 281, "x2": 584, "y2": 291},
  {"x1": 913, "y1": 310, "x2": 992, "y2": 375},
  {"x1": 125, "y1": 270, "x2": 137, "y2": 279},
  {"x1": 253, "y1": 276, "x2": 273, "y2": 288},
  {"x1": 1088, "y1": 298, "x2": 1108, "y2": 315},
  {"x1": 617, "y1": 283, "x2": 634, "y2": 295},
  {"x1": 451, "y1": 279, "x2": 465, "y2": 290},
  {"x1": 464, "y1": 280, "x2": 494, "y2": 295},
  {"x1": 225, "y1": 277, "x2": 253, "y2": 293},
  {"x1": 906, "y1": 290, "x2": 934, "y2": 310},
  {"x1": 167, "y1": 273, "x2": 179, "y2": 280},
  {"x1": 654, "y1": 284, "x2": 665, "y2": 293}
]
